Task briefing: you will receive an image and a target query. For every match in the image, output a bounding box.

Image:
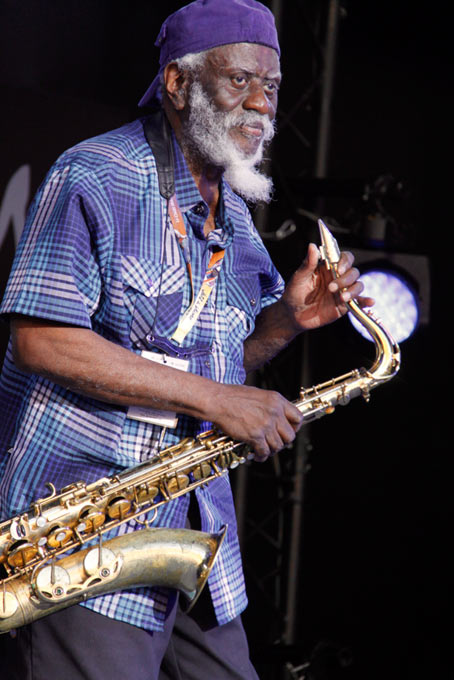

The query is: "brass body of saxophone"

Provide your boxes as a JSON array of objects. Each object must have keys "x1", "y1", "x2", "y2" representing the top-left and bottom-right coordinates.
[{"x1": 0, "y1": 221, "x2": 400, "y2": 634}]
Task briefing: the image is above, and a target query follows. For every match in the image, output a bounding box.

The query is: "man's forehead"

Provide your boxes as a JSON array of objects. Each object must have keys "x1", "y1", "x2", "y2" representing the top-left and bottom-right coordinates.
[{"x1": 206, "y1": 42, "x2": 281, "y2": 77}]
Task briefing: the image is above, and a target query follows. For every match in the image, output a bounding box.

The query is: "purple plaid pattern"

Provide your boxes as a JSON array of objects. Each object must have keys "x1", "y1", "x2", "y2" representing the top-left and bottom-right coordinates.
[{"x1": 0, "y1": 117, "x2": 284, "y2": 631}]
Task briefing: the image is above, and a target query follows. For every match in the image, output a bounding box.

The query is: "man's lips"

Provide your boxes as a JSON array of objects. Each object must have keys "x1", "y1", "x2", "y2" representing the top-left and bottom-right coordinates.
[{"x1": 236, "y1": 123, "x2": 264, "y2": 138}]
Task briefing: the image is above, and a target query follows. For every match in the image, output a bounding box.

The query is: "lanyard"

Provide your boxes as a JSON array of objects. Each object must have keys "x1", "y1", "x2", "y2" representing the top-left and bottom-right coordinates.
[{"x1": 167, "y1": 194, "x2": 225, "y2": 345}]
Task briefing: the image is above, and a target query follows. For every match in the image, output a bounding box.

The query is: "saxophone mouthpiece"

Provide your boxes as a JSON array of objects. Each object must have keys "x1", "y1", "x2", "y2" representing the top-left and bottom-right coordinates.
[{"x1": 318, "y1": 219, "x2": 341, "y2": 266}]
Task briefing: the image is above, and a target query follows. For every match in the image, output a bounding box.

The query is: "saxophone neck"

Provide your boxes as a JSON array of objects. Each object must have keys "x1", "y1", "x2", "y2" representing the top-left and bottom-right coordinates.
[
  {"x1": 347, "y1": 298, "x2": 401, "y2": 380},
  {"x1": 317, "y1": 218, "x2": 401, "y2": 382}
]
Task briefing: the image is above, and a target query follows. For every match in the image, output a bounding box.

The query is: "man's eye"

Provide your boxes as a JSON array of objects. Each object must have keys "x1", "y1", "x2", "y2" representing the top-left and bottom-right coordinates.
[
  {"x1": 232, "y1": 75, "x2": 247, "y2": 86},
  {"x1": 264, "y1": 82, "x2": 278, "y2": 95}
]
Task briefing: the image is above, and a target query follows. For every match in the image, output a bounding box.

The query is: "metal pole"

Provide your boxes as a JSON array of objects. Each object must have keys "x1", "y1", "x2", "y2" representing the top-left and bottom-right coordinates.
[
  {"x1": 282, "y1": 336, "x2": 310, "y2": 645},
  {"x1": 253, "y1": 0, "x2": 284, "y2": 236},
  {"x1": 236, "y1": 0, "x2": 342, "y2": 647},
  {"x1": 315, "y1": 0, "x2": 340, "y2": 179},
  {"x1": 283, "y1": 0, "x2": 341, "y2": 644},
  {"x1": 234, "y1": 463, "x2": 248, "y2": 548},
  {"x1": 270, "y1": 0, "x2": 284, "y2": 35}
]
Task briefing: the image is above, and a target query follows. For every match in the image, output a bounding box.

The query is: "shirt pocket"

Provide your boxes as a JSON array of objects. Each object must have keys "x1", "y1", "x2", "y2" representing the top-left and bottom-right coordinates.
[
  {"x1": 121, "y1": 255, "x2": 185, "y2": 347},
  {"x1": 225, "y1": 273, "x2": 262, "y2": 343}
]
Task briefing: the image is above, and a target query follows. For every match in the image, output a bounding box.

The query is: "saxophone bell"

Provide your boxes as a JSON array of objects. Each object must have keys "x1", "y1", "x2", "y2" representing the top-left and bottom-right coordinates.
[{"x1": 0, "y1": 526, "x2": 227, "y2": 634}]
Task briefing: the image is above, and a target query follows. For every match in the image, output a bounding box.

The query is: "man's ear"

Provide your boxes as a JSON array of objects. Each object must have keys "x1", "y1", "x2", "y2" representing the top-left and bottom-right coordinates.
[{"x1": 162, "y1": 63, "x2": 190, "y2": 111}]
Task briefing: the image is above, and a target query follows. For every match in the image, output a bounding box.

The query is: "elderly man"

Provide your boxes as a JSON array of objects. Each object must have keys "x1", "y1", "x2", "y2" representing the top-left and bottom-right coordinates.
[{"x1": 0, "y1": 0, "x2": 369, "y2": 678}]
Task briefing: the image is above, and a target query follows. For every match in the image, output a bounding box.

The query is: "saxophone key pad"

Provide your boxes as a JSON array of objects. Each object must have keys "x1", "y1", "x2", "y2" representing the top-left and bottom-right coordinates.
[
  {"x1": 7, "y1": 540, "x2": 39, "y2": 568},
  {"x1": 0, "y1": 591, "x2": 19, "y2": 619},
  {"x1": 78, "y1": 506, "x2": 106, "y2": 532},
  {"x1": 34, "y1": 565, "x2": 71, "y2": 599},
  {"x1": 83, "y1": 547, "x2": 116, "y2": 576},
  {"x1": 10, "y1": 521, "x2": 27, "y2": 541},
  {"x1": 46, "y1": 526, "x2": 73, "y2": 548},
  {"x1": 107, "y1": 497, "x2": 131, "y2": 520}
]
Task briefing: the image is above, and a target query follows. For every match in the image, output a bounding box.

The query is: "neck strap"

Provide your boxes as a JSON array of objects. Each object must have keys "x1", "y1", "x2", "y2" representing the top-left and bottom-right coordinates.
[{"x1": 142, "y1": 109, "x2": 175, "y2": 199}]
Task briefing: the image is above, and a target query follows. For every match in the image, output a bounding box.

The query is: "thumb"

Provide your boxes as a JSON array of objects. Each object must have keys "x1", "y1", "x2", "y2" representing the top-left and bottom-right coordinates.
[{"x1": 300, "y1": 243, "x2": 320, "y2": 273}]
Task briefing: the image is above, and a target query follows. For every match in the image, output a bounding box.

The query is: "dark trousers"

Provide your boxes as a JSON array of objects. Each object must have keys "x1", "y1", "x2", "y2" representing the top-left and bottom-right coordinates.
[{"x1": 0, "y1": 596, "x2": 259, "y2": 680}]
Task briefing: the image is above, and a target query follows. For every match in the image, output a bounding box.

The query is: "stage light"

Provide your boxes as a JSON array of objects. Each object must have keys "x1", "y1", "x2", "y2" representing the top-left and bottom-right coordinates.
[
  {"x1": 348, "y1": 251, "x2": 430, "y2": 344},
  {"x1": 349, "y1": 269, "x2": 419, "y2": 343}
]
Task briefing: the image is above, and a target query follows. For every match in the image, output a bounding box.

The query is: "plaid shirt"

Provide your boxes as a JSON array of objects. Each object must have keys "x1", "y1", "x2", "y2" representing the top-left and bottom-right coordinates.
[{"x1": 0, "y1": 117, "x2": 284, "y2": 631}]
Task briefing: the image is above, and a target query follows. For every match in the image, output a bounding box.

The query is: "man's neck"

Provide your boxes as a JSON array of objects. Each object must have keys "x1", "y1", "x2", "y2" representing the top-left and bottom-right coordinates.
[
  {"x1": 177, "y1": 140, "x2": 223, "y2": 236},
  {"x1": 165, "y1": 103, "x2": 223, "y2": 235},
  {"x1": 191, "y1": 163, "x2": 222, "y2": 235}
]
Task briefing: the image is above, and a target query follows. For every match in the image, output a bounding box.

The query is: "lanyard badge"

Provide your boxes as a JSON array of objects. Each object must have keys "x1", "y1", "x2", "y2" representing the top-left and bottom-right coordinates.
[
  {"x1": 168, "y1": 194, "x2": 225, "y2": 344},
  {"x1": 127, "y1": 195, "x2": 223, "y2": 429}
]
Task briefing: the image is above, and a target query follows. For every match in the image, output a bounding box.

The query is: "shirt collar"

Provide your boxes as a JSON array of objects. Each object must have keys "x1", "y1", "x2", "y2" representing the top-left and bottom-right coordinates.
[{"x1": 172, "y1": 132, "x2": 203, "y2": 214}]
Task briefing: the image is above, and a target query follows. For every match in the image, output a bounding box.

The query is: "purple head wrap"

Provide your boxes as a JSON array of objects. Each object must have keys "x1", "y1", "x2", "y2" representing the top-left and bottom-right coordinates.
[{"x1": 138, "y1": 0, "x2": 280, "y2": 107}]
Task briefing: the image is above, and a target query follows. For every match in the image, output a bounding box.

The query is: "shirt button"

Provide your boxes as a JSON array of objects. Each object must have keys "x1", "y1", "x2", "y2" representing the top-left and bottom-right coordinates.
[
  {"x1": 193, "y1": 202, "x2": 206, "y2": 216},
  {"x1": 250, "y1": 298, "x2": 256, "y2": 305},
  {"x1": 205, "y1": 360, "x2": 210, "y2": 367}
]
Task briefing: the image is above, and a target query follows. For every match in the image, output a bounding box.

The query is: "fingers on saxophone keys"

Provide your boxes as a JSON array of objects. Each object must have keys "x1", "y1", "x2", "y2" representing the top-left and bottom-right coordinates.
[
  {"x1": 287, "y1": 404, "x2": 304, "y2": 431},
  {"x1": 357, "y1": 295, "x2": 375, "y2": 309},
  {"x1": 337, "y1": 250, "x2": 355, "y2": 275},
  {"x1": 250, "y1": 439, "x2": 270, "y2": 463},
  {"x1": 253, "y1": 424, "x2": 298, "y2": 462},
  {"x1": 340, "y1": 279, "x2": 364, "y2": 303},
  {"x1": 329, "y1": 270, "x2": 364, "y2": 302},
  {"x1": 251, "y1": 437, "x2": 277, "y2": 462}
]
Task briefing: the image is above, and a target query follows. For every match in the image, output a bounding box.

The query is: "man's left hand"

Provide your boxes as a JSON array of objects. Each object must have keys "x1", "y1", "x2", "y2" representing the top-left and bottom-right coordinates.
[{"x1": 280, "y1": 243, "x2": 375, "y2": 332}]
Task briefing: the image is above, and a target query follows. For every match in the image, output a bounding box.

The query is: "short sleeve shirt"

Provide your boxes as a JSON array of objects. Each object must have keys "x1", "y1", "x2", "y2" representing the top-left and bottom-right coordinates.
[{"x1": 0, "y1": 117, "x2": 284, "y2": 631}]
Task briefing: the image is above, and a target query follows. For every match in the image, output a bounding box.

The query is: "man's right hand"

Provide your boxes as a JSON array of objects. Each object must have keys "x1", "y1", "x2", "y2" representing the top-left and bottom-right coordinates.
[{"x1": 208, "y1": 383, "x2": 303, "y2": 461}]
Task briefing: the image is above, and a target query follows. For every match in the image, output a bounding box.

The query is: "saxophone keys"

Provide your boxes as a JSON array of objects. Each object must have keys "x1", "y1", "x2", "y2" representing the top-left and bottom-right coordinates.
[
  {"x1": 83, "y1": 546, "x2": 117, "y2": 577},
  {"x1": 35, "y1": 515, "x2": 48, "y2": 528},
  {"x1": 6, "y1": 540, "x2": 39, "y2": 568},
  {"x1": 235, "y1": 444, "x2": 252, "y2": 460},
  {"x1": 215, "y1": 453, "x2": 229, "y2": 470},
  {"x1": 317, "y1": 396, "x2": 336, "y2": 415},
  {"x1": 361, "y1": 386, "x2": 371, "y2": 402},
  {"x1": 34, "y1": 564, "x2": 71, "y2": 599},
  {"x1": 226, "y1": 452, "x2": 245, "y2": 469},
  {"x1": 214, "y1": 451, "x2": 245, "y2": 469},
  {"x1": 167, "y1": 474, "x2": 190, "y2": 494},
  {"x1": 0, "y1": 589, "x2": 18, "y2": 619},
  {"x1": 191, "y1": 462, "x2": 212, "y2": 481},
  {"x1": 106, "y1": 497, "x2": 132, "y2": 520},
  {"x1": 136, "y1": 484, "x2": 160, "y2": 504},
  {"x1": 10, "y1": 519, "x2": 27, "y2": 540},
  {"x1": 78, "y1": 506, "x2": 106, "y2": 533},
  {"x1": 46, "y1": 526, "x2": 74, "y2": 549}
]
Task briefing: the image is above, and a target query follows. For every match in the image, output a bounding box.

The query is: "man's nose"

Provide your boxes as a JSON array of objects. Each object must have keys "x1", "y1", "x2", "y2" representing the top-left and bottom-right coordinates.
[{"x1": 243, "y1": 83, "x2": 273, "y2": 116}]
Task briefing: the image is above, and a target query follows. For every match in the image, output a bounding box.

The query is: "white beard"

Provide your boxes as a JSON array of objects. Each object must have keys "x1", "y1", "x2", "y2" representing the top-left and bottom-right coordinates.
[{"x1": 182, "y1": 81, "x2": 276, "y2": 204}]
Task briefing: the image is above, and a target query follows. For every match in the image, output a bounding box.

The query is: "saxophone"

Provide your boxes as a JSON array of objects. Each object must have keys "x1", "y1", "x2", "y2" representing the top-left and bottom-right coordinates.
[{"x1": 0, "y1": 221, "x2": 400, "y2": 633}]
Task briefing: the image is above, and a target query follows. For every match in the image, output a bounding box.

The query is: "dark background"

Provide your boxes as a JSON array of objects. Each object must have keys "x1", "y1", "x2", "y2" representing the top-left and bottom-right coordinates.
[{"x1": 0, "y1": 2, "x2": 449, "y2": 678}]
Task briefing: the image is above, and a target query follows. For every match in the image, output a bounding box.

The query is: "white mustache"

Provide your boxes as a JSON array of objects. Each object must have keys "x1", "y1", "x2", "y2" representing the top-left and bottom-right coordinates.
[{"x1": 227, "y1": 112, "x2": 276, "y2": 142}]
